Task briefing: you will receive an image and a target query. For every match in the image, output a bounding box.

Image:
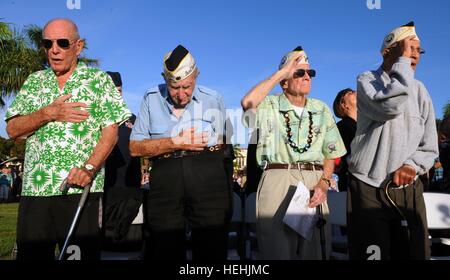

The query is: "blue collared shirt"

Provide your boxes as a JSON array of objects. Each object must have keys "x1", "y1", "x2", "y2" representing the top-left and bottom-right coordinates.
[{"x1": 130, "y1": 84, "x2": 226, "y2": 146}]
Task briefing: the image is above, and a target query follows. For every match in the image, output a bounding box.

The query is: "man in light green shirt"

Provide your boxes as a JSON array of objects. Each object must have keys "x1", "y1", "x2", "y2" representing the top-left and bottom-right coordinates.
[
  {"x1": 5, "y1": 18, "x2": 131, "y2": 260},
  {"x1": 242, "y1": 46, "x2": 346, "y2": 260},
  {"x1": 254, "y1": 93, "x2": 345, "y2": 166}
]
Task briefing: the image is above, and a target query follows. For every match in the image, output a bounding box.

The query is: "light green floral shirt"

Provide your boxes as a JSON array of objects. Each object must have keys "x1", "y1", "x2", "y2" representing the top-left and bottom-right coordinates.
[
  {"x1": 5, "y1": 62, "x2": 132, "y2": 197},
  {"x1": 247, "y1": 94, "x2": 346, "y2": 167}
]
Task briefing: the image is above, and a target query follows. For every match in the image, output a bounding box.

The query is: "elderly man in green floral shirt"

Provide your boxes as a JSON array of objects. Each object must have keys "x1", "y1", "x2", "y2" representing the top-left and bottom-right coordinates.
[
  {"x1": 5, "y1": 18, "x2": 131, "y2": 260},
  {"x1": 242, "y1": 46, "x2": 346, "y2": 260}
]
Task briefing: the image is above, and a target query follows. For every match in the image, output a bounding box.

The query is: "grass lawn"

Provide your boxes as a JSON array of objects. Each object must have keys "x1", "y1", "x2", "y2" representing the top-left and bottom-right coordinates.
[{"x1": 0, "y1": 203, "x2": 18, "y2": 260}]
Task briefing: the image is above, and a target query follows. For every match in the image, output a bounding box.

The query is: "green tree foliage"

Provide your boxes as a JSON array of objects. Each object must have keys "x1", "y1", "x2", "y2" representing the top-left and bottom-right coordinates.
[
  {"x1": 444, "y1": 102, "x2": 450, "y2": 118},
  {"x1": 0, "y1": 137, "x2": 25, "y2": 161}
]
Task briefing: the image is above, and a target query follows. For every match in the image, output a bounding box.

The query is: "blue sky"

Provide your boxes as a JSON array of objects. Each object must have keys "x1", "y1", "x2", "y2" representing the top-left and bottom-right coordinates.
[{"x1": 1, "y1": 0, "x2": 449, "y2": 142}]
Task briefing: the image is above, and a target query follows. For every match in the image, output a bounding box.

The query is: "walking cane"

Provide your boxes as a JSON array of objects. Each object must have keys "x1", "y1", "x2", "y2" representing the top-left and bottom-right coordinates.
[
  {"x1": 0, "y1": 157, "x2": 18, "y2": 166},
  {"x1": 316, "y1": 203, "x2": 327, "y2": 260},
  {"x1": 58, "y1": 178, "x2": 92, "y2": 260},
  {"x1": 384, "y1": 180, "x2": 411, "y2": 254}
]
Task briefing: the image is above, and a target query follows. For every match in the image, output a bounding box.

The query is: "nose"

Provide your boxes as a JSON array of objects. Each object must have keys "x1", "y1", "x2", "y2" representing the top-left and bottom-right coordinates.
[
  {"x1": 410, "y1": 47, "x2": 422, "y2": 58},
  {"x1": 49, "y1": 41, "x2": 60, "y2": 54},
  {"x1": 410, "y1": 52, "x2": 419, "y2": 62},
  {"x1": 303, "y1": 72, "x2": 311, "y2": 81},
  {"x1": 176, "y1": 88, "x2": 186, "y2": 99}
]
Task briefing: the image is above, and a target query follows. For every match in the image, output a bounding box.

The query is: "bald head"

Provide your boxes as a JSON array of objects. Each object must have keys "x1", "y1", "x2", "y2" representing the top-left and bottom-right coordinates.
[
  {"x1": 43, "y1": 18, "x2": 84, "y2": 77},
  {"x1": 43, "y1": 18, "x2": 80, "y2": 40}
]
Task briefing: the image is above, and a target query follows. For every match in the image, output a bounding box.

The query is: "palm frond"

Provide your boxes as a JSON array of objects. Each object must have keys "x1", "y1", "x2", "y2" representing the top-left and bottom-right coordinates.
[
  {"x1": 444, "y1": 102, "x2": 450, "y2": 118},
  {"x1": 79, "y1": 57, "x2": 100, "y2": 67},
  {"x1": 0, "y1": 20, "x2": 12, "y2": 39},
  {"x1": 24, "y1": 25, "x2": 43, "y2": 50}
]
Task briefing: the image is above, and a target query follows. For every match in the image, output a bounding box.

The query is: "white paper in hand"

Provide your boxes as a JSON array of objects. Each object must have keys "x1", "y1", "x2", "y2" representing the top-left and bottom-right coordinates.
[{"x1": 283, "y1": 181, "x2": 317, "y2": 242}]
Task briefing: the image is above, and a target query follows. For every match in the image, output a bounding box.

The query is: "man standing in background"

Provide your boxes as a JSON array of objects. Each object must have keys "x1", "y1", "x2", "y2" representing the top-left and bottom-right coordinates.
[
  {"x1": 333, "y1": 88, "x2": 357, "y2": 191},
  {"x1": 103, "y1": 71, "x2": 143, "y2": 250}
]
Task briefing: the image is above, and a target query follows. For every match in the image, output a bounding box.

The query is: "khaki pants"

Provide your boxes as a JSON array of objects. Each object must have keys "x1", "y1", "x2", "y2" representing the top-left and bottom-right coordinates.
[{"x1": 256, "y1": 168, "x2": 331, "y2": 260}]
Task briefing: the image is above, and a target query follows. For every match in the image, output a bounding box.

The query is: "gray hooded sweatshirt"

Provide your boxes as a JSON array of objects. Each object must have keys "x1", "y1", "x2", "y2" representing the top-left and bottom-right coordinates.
[{"x1": 348, "y1": 57, "x2": 438, "y2": 187}]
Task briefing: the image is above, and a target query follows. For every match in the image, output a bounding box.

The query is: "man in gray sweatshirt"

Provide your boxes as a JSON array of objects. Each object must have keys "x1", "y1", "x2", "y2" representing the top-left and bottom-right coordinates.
[{"x1": 347, "y1": 22, "x2": 439, "y2": 260}]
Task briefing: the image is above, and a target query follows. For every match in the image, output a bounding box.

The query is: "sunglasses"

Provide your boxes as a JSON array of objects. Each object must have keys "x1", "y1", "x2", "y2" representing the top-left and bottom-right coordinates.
[
  {"x1": 42, "y1": 39, "x2": 75, "y2": 49},
  {"x1": 293, "y1": 69, "x2": 316, "y2": 78}
]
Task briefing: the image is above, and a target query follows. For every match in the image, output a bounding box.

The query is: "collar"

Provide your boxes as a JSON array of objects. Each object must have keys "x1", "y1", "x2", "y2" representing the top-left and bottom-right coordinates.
[
  {"x1": 278, "y1": 93, "x2": 309, "y2": 114},
  {"x1": 279, "y1": 93, "x2": 293, "y2": 112},
  {"x1": 342, "y1": 115, "x2": 357, "y2": 124},
  {"x1": 45, "y1": 61, "x2": 87, "y2": 80}
]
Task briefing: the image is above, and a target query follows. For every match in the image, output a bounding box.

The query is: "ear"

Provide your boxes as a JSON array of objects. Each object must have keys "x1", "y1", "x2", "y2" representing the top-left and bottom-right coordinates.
[
  {"x1": 75, "y1": 39, "x2": 85, "y2": 56},
  {"x1": 382, "y1": 49, "x2": 393, "y2": 62},
  {"x1": 280, "y1": 79, "x2": 288, "y2": 91},
  {"x1": 340, "y1": 102, "x2": 349, "y2": 113}
]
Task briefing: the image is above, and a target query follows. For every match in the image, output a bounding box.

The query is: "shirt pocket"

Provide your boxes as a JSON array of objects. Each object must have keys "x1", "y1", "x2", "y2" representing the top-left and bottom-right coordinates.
[{"x1": 149, "y1": 122, "x2": 168, "y2": 137}]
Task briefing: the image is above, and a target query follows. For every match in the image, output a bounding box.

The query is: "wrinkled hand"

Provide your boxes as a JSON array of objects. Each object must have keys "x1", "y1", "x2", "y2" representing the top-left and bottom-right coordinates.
[
  {"x1": 172, "y1": 127, "x2": 208, "y2": 151},
  {"x1": 280, "y1": 52, "x2": 305, "y2": 80},
  {"x1": 393, "y1": 164, "x2": 416, "y2": 186},
  {"x1": 44, "y1": 94, "x2": 89, "y2": 123},
  {"x1": 309, "y1": 180, "x2": 328, "y2": 208},
  {"x1": 67, "y1": 167, "x2": 93, "y2": 187},
  {"x1": 397, "y1": 35, "x2": 416, "y2": 59}
]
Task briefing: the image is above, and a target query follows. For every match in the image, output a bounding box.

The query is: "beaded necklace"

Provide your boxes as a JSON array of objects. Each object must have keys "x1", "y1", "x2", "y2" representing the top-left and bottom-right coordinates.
[{"x1": 282, "y1": 111, "x2": 314, "y2": 154}]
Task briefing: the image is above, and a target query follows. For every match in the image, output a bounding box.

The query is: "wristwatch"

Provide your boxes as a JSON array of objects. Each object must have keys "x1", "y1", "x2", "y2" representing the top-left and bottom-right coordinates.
[
  {"x1": 83, "y1": 163, "x2": 96, "y2": 177},
  {"x1": 320, "y1": 176, "x2": 332, "y2": 187}
]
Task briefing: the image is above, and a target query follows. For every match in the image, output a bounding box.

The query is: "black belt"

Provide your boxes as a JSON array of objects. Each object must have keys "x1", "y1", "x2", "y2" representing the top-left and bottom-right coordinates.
[
  {"x1": 264, "y1": 163, "x2": 323, "y2": 171},
  {"x1": 156, "y1": 144, "x2": 224, "y2": 160}
]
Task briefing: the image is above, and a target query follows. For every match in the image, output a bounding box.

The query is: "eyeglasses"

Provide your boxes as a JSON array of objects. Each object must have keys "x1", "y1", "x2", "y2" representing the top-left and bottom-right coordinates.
[
  {"x1": 293, "y1": 69, "x2": 316, "y2": 78},
  {"x1": 384, "y1": 43, "x2": 426, "y2": 55},
  {"x1": 411, "y1": 47, "x2": 425, "y2": 55},
  {"x1": 42, "y1": 39, "x2": 75, "y2": 49},
  {"x1": 387, "y1": 44, "x2": 425, "y2": 55}
]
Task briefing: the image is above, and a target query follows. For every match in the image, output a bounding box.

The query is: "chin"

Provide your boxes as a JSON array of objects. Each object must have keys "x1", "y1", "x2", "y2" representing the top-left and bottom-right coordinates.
[
  {"x1": 51, "y1": 65, "x2": 68, "y2": 74},
  {"x1": 174, "y1": 101, "x2": 188, "y2": 108},
  {"x1": 300, "y1": 89, "x2": 310, "y2": 96}
]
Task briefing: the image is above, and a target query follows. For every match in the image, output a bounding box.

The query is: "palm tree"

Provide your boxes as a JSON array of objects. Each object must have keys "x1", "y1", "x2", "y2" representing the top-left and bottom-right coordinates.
[
  {"x1": 1, "y1": 22, "x2": 41, "y2": 106},
  {"x1": 0, "y1": 20, "x2": 99, "y2": 107},
  {"x1": 0, "y1": 21, "x2": 11, "y2": 39},
  {"x1": 444, "y1": 102, "x2": 450, "y2": 118}
]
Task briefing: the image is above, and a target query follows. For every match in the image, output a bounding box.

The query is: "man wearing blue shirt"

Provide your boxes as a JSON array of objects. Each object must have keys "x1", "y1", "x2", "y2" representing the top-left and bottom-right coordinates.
[{"x1": 129, "y1": 45, "x2": 231, "y2": 260}]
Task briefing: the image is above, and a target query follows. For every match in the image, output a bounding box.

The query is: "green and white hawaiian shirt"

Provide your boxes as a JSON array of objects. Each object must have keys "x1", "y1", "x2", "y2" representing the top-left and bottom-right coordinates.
[
  {"x1": 5, "y1": 62, "x2": 131, "y2": 197},
  {"x1": 246, "y1": 93, "x2": 346, "y2": 167}
]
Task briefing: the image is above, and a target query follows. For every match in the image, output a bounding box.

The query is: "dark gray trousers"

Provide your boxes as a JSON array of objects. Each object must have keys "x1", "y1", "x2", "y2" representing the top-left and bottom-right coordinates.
[{"x1": 347, "y1": 175, "x2": 430, "y2": 260}]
